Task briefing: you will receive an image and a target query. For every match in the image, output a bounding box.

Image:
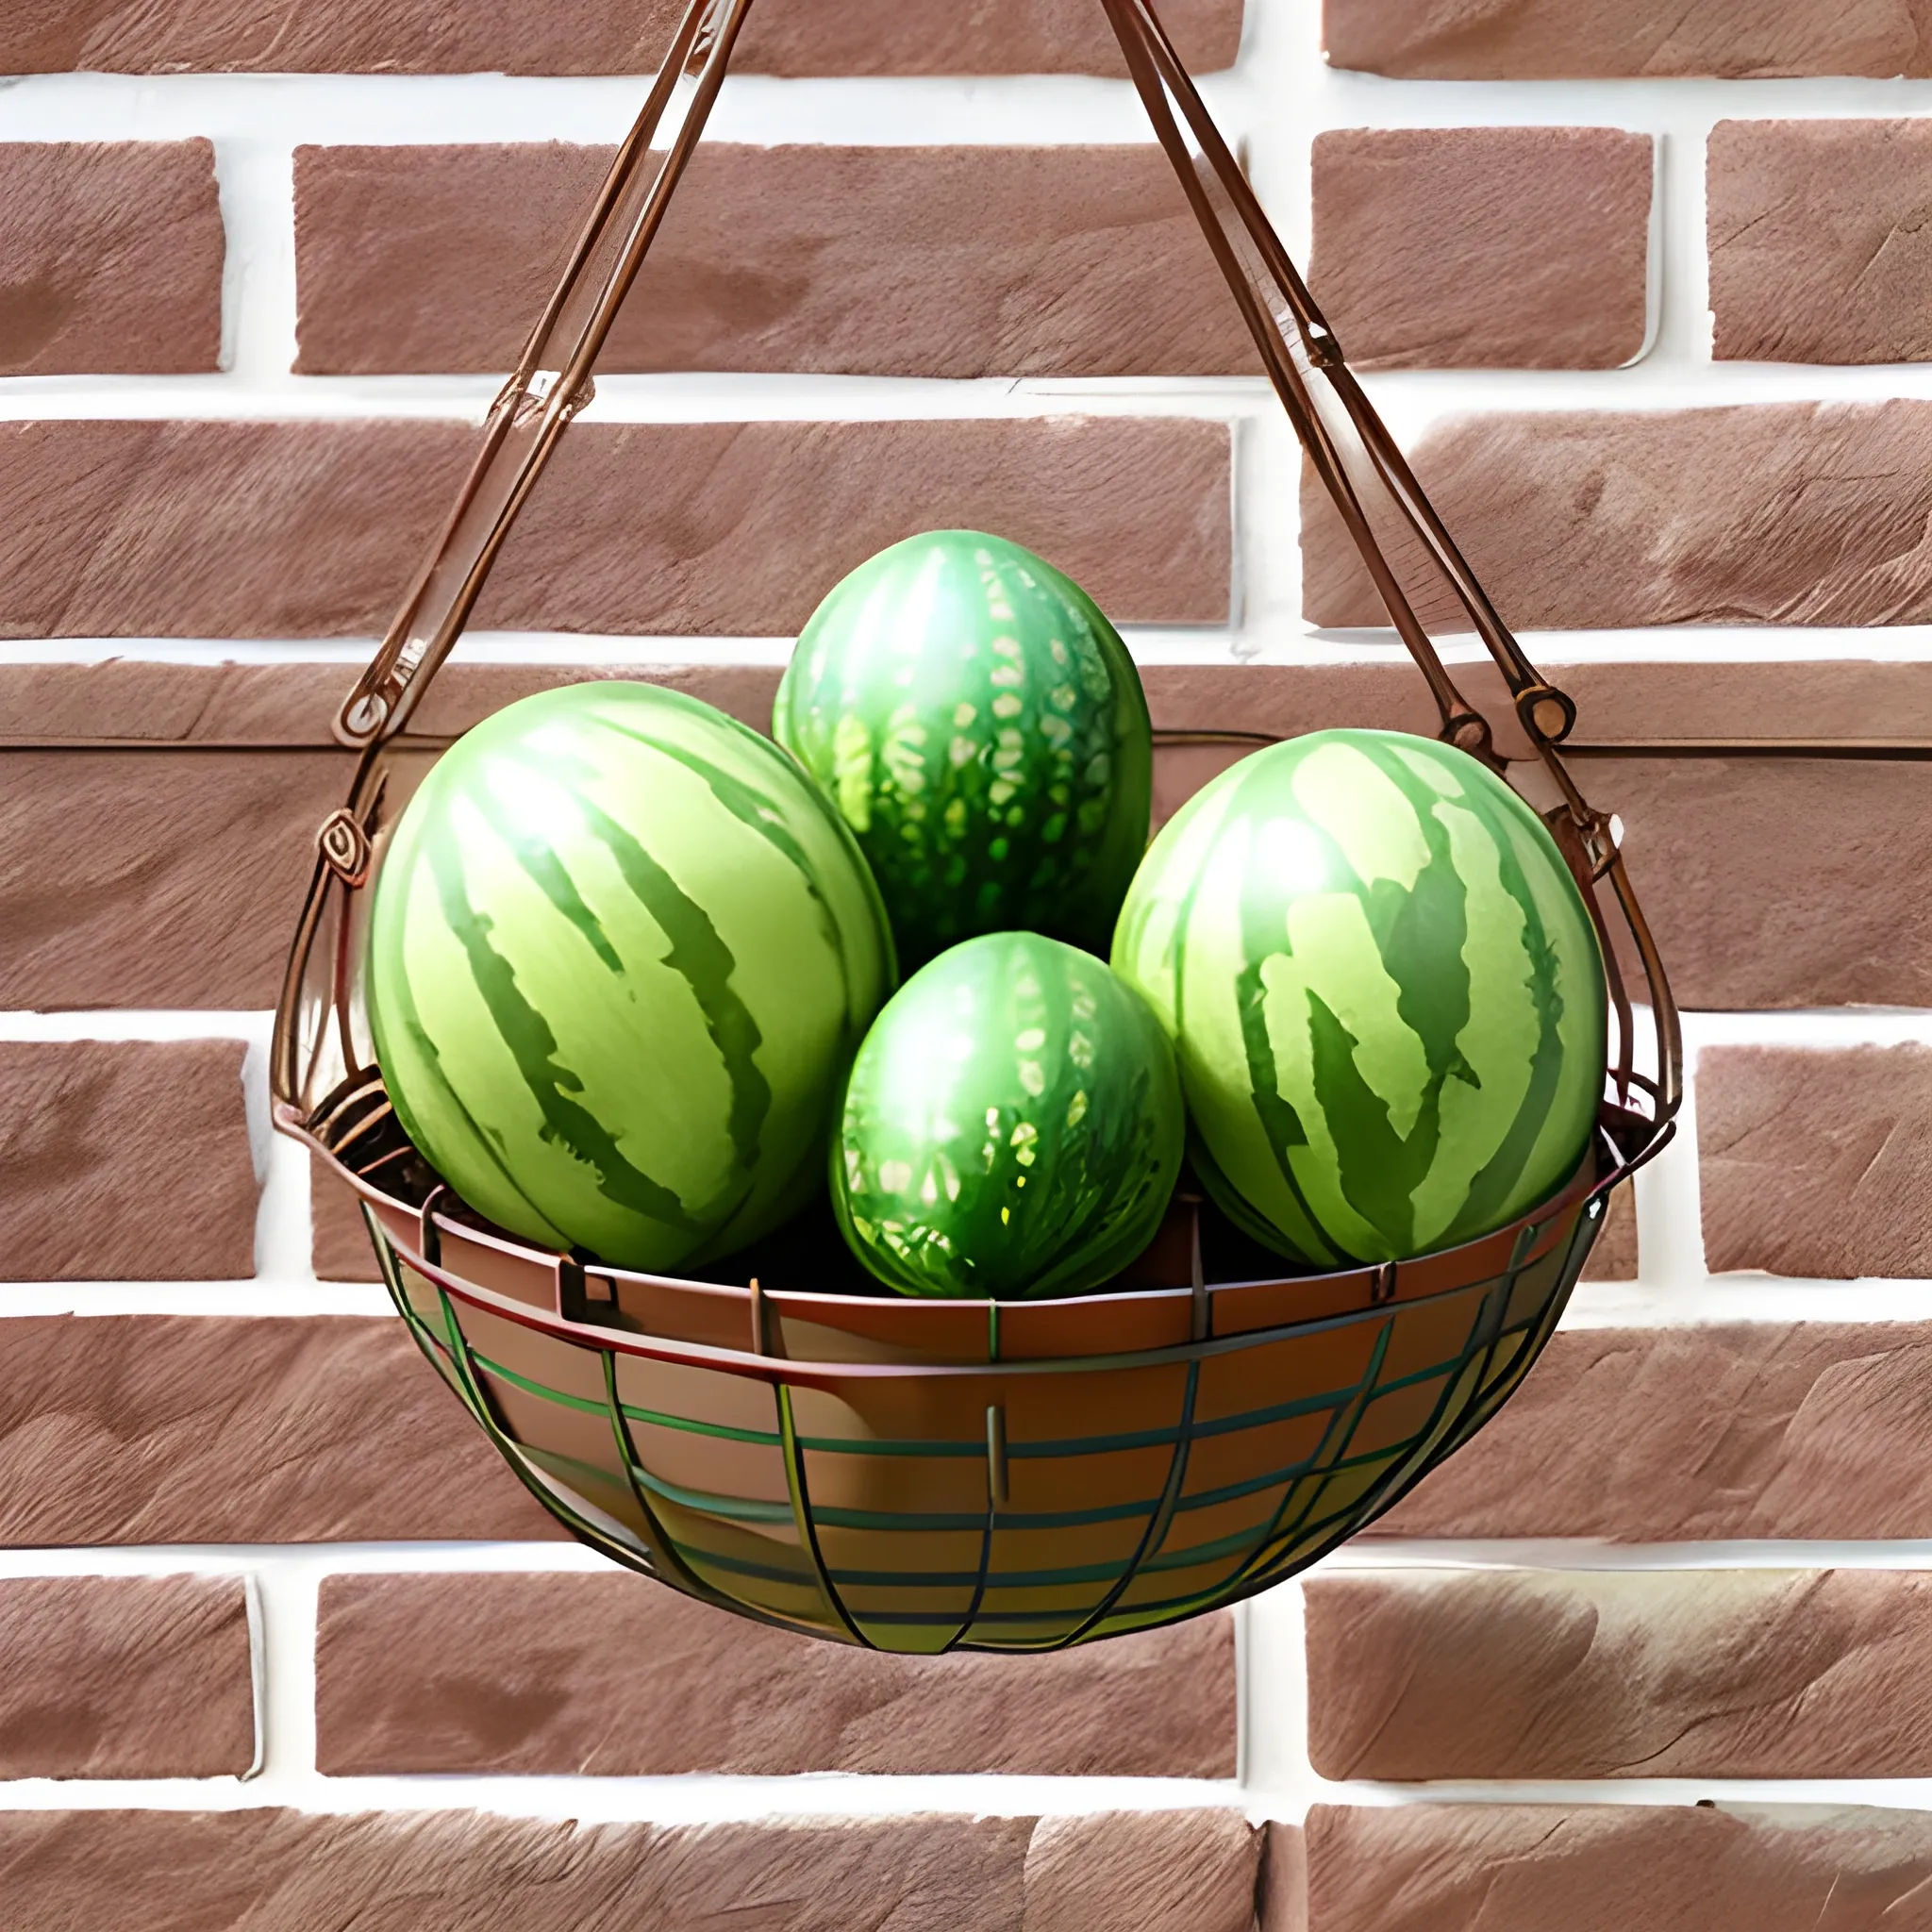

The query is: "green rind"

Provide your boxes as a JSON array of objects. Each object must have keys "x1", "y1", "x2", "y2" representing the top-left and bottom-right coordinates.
[
  {"x1": 1111, "y1": 728, "x2": 1606, "y2": 1267},
  {"x1": 367, "y1": 680, "x2": 897, "y2": 1273},
  {"x1": 774, "y1": 530, "x2": 1153, "y2": 970},
  {"x1": 832, "y1": 931, "x2": 1185, "y2": 1301}
]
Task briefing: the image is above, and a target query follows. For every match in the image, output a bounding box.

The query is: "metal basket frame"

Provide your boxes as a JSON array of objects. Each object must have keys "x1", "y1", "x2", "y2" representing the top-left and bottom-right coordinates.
[{"x1": 270, "y1": 0, "x2": 1683, "y2": 1653}]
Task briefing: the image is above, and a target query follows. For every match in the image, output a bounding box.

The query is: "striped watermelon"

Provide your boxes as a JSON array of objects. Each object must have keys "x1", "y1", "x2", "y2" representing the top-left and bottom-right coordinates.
[
  {"x1": 1112, "y1": 729, "x2": 1606, "y2": 1268},
  {"x1": 832, "y1": 932, "x2": 1184, "y2": 1300},
  {"x1": 773, "y1": 530, "x2": 1153, "y2": 971},
  {"x1": 365, "y1": 681, "x2": 896, "y2": 1273}
]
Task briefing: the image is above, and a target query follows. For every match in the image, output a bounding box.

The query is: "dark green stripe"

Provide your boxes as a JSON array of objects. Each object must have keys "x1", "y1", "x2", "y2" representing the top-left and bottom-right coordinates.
[
  {"x1": 371, "y1": 851, "x2": 559, "y2": 1238},
  {"x1": 593, "y1": 711, "x2": 891, "y2": 1027},
  {"x1": 568, "y1": 786, "x2": 773, "y2": 1216},
  {"x1": 1215, "y1": 755, "x2": 1345, "y2": 1265},
  {"x1": 461, "y1": 779, "x2": 624, "y2": 973},
  {"x1": 424, "y1": 825, "x2": 703, "y2": 1234},
  {"x1": 1301, "y1": 736, "x2": 1476, "y2": 1254},
  {"x1": 1440, "y1": 781, "x2": 1576, "y2": 1240}
]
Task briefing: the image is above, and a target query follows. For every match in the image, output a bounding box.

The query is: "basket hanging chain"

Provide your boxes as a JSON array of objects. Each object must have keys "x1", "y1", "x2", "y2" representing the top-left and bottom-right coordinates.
[
  {"x1": 329, "y1": 0, "x2": 754, "y2": 753},
  {"x1": 1098, "y1": 0, "x2": 1586, "y2": 769}
]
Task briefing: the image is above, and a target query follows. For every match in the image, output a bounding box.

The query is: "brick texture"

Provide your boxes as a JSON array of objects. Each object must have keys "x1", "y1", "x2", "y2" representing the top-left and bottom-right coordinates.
[
  {"x1": 0, "y1": 1041, "x2": 257, "y2": 1280},
  {"x1": 1304, "y1": 402, "x2": 1932, "y2": 631},
  {"x1": 2, "y1": 0, "x2": 1245, "y2": 76},
  {"x1": 1709, "y1": 118, "x2": 1932, "y2": 364},
  {"x1": 313, "y1": 1159, "x2": 380, "y2": 1282},
  {"x1": 316, "y1": 1572, "x2": 1234, "y2": 1776},
  {"x1": 1323, "y1": 0, "x2": 1932, "y2": 78},
  {"x1": 1592, "y1": 755, "x2": 1932, "y2": 1009},
  {"x1": 1260, "y1": 1824, "x2": 1307, "y2": 1932},
  {"x1": 0, "y1": 1317, "x2": 558, "y2": 1545},
  {"x1": 1307, "y1": 1803, "x2": 1932, "y2": 1931},
  {"x1": 0, "y1": 750, "x2": 347, "y2": 1009},
  {"x1": 0, "y1": 1809, "x2": 1033, "y2": 1931},
  {"x1": 0, "y1": 1575, "x2": 252, "y2": 1778},
  {"x1": 1309, "y1": 127, "x2": 1652, "y2": 370},
  {"x1": 1701, "y1": 1046, "x2": 1932, "y2": 1279},
  {"x1": 1580, "y1": 1181, "x2": 1637, "y2": 1282},
  {"x1": 1306, "y1": 1569, "x2": 1932, "y2": 1781},
  {"x1": 0, "y1": 1807, "x2": 1261, "y2": 1927},
  {"x1": 0, "y1": 142, "x2": 222, "y2": 375},
  {"x1": 1024, "y1": 1811, "x2": 1260, "y2": 1932},
  {"x1": 0, "y1": 417, "x2": 1229, "y2": 639},
  {"x1": 1373, "y1": 1324, "x2": 1932, "y2": 1542},
  {"x1": 295, "y1": 143, "x2": 1251, "y2": 378}
]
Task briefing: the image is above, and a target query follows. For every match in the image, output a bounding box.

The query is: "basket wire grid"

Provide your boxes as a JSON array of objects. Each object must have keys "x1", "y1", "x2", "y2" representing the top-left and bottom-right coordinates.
[{"x1": 271, "y1": 0, "x2": 1683, "y2": 1653}]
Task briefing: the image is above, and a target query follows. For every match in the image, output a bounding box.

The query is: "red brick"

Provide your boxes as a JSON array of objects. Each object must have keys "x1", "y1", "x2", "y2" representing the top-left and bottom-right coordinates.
[
  {"x1": 0, "y1": 1807, "x2": 1262, "y2": 1926},
  {"x1": 0, "y1": 142, "x2": 221, "y2": 375},
  {"x1": 1580, "y1": 1181, "x2": 1637, "y2": 1281},
  {"x1": 1303, "y1": 402, "x2": 1932, "y2": 631},
  {"x1": 1308, "y1": 1568, "x2": 1932, "y2": 1782},
  {"x1": 1701, "y1": 1046, "x2": 1932, "y2": 1278},
  {"x1": 0, "y1": 417, "x2": 1229, "y2": 638},
  {"x1": 1710, "y1": 119, "x2": 1932, "y2": 364},
  {"x1": 0, "y1": 1317, "x2": 558, "y2": 1544},
  {"x1": 1594, "y1": 755, "x2": 1932, "y2": 1009},
  {"x1": 0, "y1": 1808, "x2": 1038, "y2": 1931},
  {"x1": 1024, "y1": 1811, "x2": 1259, "y2": 1932},
  {"x1": 9, "y1": 659, "x2": 1921, "y2": 1014},
  {"x1": 0, "y1": 658, "x2": 789, "y2": 746},
  {"x1": 296, "y1": 143, "x2": 1250, "y2": 379},
  {"x1": 1375, "y1": 1324, "x2": 1932, "y2": 1542},
  {"x1": 5, "y1": 1, "x2": 1245, "y2": 76},
  {"x1": 313, "y1": 1159, "x2": 380, "y2": 1282},
  {"x1": 1309, "y1": 127, "x2": 1651, "y2": 370},
  {"x1": 316, "y1": 1572, "x2": 1234, "y2": 1776},
  {"x1": 1307, "y1": 1803, "x2": 1932, "y2": 1932},
  {"x1": 0, "y1": 1041, "x2": 257, "y2": 1281},
  {"x1": 0, "y1": 750, "x2": 347, "y2": 1009},
  {"x1": 1324, "y1": 0, "x2": 1932, "y2": 78},
  {"x1": 0, "y1": 1575, "x2": 252, "y2": 1778},
  {"x1": 1260, "y1": 1823, "x2": 1307, "y2": 1932}
]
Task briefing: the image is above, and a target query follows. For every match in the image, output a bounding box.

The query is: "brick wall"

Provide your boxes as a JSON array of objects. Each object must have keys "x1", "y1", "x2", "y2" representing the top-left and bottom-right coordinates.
[{"x1": 1, "y1": 2, "x2": 1928, "y2": 1925}]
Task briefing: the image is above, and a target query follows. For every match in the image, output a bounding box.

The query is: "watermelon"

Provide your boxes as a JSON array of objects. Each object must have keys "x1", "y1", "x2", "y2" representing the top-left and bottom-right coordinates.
[
  {"x1": 1112, "y1": 729, "x2": 1606, "y2": 1268},
  {"x1": 773, "y1": 530, "x2": 1153, "y2": 971},
  {"x1": 832, "y1": 931, "x2": 1184, "y2": 1300},
  {"x1": 365, "y1": 681, "x2": 896, "y2": 1273}
]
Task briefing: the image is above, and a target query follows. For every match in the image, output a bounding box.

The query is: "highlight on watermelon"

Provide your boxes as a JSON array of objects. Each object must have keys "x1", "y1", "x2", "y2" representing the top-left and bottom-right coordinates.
[{"x1": 364, "y1": 529, "x2": 1612, "y2": 1305}]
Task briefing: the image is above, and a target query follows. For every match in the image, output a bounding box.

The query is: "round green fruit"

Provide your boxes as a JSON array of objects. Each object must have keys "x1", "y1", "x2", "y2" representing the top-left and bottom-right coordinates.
[
  {"x1": 832, "y1": 931, "x2": 1184, "y2": 1300},
  {"x1": 366, "y1": 680, "x2": 896, "y2": 1273},
  {"x1": 774, "y1": 530, "x2": 1153, "y2": 971},
  {"x1": 1112, "y1": 728, "x2": 1607, "y2": 1268}
]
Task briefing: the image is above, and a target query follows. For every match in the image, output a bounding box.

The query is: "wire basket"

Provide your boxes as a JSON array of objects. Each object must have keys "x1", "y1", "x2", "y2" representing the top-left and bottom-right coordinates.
[{"x1": 271, "y1": 0, "x2": 1682, "y2": 1653}]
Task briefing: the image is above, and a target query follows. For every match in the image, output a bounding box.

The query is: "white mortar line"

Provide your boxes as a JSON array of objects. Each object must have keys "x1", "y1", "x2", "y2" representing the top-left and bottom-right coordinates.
[
  {"x1": 0, "y1": 71, "x2": 1244, "y2": 148},
  {"x1": 241, "y1": 1574, "x2": 269, "y2": 1782},
  {"x1": 9, "y1": 1536, "x2": 1932, "y2": 1578},
  {"x1": 1241, "y1": 1579, "x2": 1320, "y2": 1814},
  {"x1": 1317, "y1": 1539, "x2": 1932, "y2": 1570},
  {"x1": 8, "y1": 359, "x2": 1932, "y2": 414},
  {"x1": 8, "y1": 625, "x2": 1932, "y2": 667},
  {"x1": 211, "y1": 140, "x2": 300, "y2": 380}
]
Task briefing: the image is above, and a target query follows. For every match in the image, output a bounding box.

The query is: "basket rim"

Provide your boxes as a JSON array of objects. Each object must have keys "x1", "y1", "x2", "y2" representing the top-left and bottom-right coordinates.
[{"x1": 290, "y1": 1093, "x2": 1638, "y2": 1387}]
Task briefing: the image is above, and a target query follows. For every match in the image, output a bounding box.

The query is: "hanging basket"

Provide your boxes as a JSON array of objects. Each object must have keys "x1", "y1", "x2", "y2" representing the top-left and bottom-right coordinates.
[{"x1": 272, "y1": 0, "x2": 1682, "y2": 1654}]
